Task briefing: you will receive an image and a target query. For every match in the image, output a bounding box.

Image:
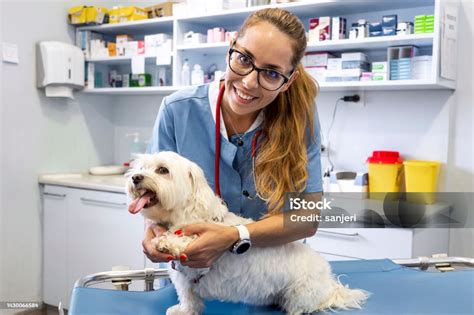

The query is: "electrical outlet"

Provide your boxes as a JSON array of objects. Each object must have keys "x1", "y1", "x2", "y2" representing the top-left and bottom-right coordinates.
[{"x1": 321, "y1": 143, "x2": 328, "y2": 157}]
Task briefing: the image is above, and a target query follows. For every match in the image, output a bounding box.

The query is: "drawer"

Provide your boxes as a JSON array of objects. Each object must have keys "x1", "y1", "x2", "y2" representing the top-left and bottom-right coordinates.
[
  {"x1": 43, "y1": 184, "x2": 70, "y2": 198},
  {"x1": 306, "y1": 228, "x2": 413, "y2": 259},
  {"x1": 76, "y1": 189, "x2": 128, "y2": 207}
]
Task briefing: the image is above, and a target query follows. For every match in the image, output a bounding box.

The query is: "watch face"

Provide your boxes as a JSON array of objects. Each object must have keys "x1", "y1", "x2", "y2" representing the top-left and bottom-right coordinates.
[{"x1": 235, "y1": 241, "x2": 251, "y2": 254}]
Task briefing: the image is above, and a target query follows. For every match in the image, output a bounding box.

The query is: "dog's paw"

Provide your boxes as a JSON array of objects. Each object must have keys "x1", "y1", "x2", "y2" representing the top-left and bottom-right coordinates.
[
  {"x1": 152, "y1": 235, "x2": 179, "y2": 257},
  {"x1": 153, "y1": 232, "x2": 197, "y2": 257},
  {"x1": 166, "y1": 304, "x2": 200, "y2": 315}
]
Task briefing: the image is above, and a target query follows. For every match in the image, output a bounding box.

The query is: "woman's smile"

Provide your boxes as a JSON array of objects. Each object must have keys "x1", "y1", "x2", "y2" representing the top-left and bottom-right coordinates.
[{"x1": 233, "y1": 85, "x2": 258, "y2": 105}]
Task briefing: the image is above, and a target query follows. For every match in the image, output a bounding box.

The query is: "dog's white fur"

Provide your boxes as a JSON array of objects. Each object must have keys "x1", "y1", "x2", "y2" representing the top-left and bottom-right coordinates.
[{"x1": 127, "y1": 152, "x2": 369, "y2": 315}]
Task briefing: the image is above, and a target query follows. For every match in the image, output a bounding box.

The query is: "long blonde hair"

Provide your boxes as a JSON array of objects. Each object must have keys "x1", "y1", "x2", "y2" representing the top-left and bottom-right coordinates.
[{"x1": 238, "y1": 8, "x2": 319, "y2": 214}]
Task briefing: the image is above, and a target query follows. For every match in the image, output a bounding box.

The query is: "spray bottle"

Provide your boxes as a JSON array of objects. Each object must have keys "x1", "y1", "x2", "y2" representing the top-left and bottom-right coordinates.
[
  {"x1": 126, "y1": 132, "x2": 145, "y2": 162},
  {"x1": 181, "y1": 59, "x2": 191, "y2": 86},
  {"x1": 191, "y1": 64, "x2": 204, "y2": 85}
]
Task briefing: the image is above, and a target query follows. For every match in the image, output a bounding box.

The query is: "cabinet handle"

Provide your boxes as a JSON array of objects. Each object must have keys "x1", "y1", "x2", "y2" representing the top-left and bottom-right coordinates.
[
  {"x1": 318, "y1": 230, "x2": 360, "y2": 238},
  {"x1": 80, "y1": 197, "x2": 127, "y2": 207},
  {"x1": 44, "y1": 192, "x2": 66, "y2": 198}
]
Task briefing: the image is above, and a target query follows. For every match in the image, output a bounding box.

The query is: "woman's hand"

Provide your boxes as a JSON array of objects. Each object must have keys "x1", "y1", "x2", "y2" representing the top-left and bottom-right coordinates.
[
  {"x1": 142, "y1": 222, "x2": 174, "y2": 263},
  {"x1": 180, "y1": 223, "x2": 239, "y2": 268}
]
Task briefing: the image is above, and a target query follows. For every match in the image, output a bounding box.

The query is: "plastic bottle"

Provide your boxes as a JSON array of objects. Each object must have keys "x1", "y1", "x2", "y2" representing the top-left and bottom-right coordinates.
[
  {"x1": 181, "y1": 60, "x2": 191, "y2": 86},
  {"x1": 191, "y1": 64, "x2": 204, "y2": 85},
  {"x1": 126, "y1": 133, "x2": 144, "y2": 161}
]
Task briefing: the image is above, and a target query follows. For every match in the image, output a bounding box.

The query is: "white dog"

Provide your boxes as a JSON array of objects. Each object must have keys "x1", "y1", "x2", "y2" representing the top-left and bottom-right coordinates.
[{"x1": 127, "y1": 152, "x2": 368, "y2": 315}]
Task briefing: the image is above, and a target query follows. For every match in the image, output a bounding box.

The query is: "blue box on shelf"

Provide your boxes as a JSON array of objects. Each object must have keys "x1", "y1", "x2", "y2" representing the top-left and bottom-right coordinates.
[
  {"x1": 370, "y1": 31, "x2": 383, "y2": 37},
  {"x1": 382, "y1": 14, "x2": 398, "y2": 28},
  {"x1": 383, "y1": 27, "x2": 396, "y2": 36},
  {"x1": 369, "y1": 22, "x2": 383, "y2": 32}
]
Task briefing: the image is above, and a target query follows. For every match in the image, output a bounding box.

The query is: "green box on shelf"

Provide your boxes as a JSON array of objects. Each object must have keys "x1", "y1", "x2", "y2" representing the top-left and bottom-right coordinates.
[
  {"x1": 130, "y1": 74, "x2": 152, "y2": 87},
  {"x1": 94, "y1": 72, "x2": 103, "y2": 88}
]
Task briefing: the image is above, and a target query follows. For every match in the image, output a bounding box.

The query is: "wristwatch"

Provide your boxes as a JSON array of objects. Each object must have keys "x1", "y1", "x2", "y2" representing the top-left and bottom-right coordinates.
[{"x1": 230, "y1": 225, "x2": 251, "y2": 254}]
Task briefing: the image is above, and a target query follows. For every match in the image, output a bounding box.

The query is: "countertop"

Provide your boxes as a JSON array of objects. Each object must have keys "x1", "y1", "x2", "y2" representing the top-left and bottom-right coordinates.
[{"x1": 39, "y1": 173, "x2": 128, "y2": 193}]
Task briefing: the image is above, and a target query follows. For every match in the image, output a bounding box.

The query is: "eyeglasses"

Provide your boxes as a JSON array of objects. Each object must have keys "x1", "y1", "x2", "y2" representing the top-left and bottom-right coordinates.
[{"x1": 228, "y1": 47, "x2": 293, "y2": 91}]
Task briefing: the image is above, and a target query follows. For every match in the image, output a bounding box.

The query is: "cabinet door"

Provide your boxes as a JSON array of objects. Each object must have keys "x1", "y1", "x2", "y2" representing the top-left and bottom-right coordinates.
[
  {"x1": 306, "y1": 228, "x2": 413, "y2": 260},
  {"x1": 67, "y1": 189, "x2": 145, "y2": 304},
  {"x1": 42, "y1": 185, "x2": 69, "y2": 307}
]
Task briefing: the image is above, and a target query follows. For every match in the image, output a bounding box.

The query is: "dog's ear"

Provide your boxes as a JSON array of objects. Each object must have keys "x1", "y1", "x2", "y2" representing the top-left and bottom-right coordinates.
[
  {"x1": 130, "y1": 154, "x2": 146, "y2": 169},
  {"x1": 188, "y1": 161, "x2": 208, "y2": 197},
  {"x1": 126, "y1": 155, "x2": 145, "y2": 178},
  {"x1": 189, "y1": 162, "x2": 205, "y2": 195}
]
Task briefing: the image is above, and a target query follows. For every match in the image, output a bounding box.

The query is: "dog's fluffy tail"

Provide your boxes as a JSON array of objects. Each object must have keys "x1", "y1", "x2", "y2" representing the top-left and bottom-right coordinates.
[{"x1": 318, "y1": 275, "x2": 370, "y2": 311}]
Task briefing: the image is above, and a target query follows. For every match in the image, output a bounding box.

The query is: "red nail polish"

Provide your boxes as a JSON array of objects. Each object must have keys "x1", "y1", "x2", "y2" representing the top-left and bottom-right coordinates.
[
  {"x1": 174, "y1": 229, "x2": 182, "y2": 236},
  {"x1": 167, "y1": 255, "x2": 173, "y2": 261},
  {"x1": 180, "y1": 254, "x2": 187, "y2": 262}
]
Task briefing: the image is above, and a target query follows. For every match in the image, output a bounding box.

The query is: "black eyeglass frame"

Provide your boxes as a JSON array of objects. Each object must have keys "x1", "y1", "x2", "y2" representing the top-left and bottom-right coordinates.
[{"x1": 228, "y1": 46, "x2": 295, "y2": 91}]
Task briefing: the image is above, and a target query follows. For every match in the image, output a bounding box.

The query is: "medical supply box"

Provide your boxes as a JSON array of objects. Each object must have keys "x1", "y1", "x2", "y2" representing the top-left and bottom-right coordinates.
[
  {"x1": 309, "y1": 17, "x2": 331, "y2": 42},
  {"x1": 146, "y1": 2, "x2": 177, "y2": 18},
  {"x1": 110, "y1": 6, "x2": 147, "y2": 24},
  {"x1": 68, "y1": 6, "x2": 108, "y2": 25}
]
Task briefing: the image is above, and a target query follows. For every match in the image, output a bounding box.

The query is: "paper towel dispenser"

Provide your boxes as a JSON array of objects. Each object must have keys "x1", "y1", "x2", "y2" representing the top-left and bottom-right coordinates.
[{"x1": 36, "y1": 41, "x2": 84, "y2": 99}]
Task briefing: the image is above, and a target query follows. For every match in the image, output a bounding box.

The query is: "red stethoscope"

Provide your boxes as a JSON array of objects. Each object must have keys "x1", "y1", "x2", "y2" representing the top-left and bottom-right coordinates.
[{"x1": 214, "y1": 84, "x2": 265, "y2": 200}]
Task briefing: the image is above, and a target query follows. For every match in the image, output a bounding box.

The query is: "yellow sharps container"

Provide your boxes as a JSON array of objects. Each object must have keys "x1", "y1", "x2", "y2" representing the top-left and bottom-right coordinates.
[
  {"x1": 367, "y1": 151, "x2": 403, "y2": 200},
  {"x1": 403, "y1": 160, "x2": 441, "y2": 204}
]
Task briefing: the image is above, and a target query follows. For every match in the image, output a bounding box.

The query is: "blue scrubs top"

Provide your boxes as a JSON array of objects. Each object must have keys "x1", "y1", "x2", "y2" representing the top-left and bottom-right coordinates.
[{"x1": 148, "y1": 84, "x2": 322, "y2": 220}]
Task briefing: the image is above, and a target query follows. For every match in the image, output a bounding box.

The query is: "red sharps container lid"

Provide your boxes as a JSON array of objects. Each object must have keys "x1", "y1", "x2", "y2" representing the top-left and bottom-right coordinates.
[{"x1": 367, "y1": 151, "x2": 403, "y2": 164}]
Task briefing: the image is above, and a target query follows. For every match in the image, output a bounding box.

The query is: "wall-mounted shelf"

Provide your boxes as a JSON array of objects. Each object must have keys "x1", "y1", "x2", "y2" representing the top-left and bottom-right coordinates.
[
  {"x1": 77, "y1": 17, "x2": 174, "y2": 35},
  {"x1": 76, "y1": 0, "x2": 456, "y2": 96},
  {"x1": 86, "y1": 54, "x2": 174, "y2": 65},
  {"x1": 82, "y1": 86, "x2": 181, "y2": 95},
  {"x1": 176, "y1": 42, "x2": 229, "y2": 53},
  {"x1": 319, "y1": 79, "x2": 455, "y2": 92},
  {"x1": 81, "y1": 79, "x2": 454, "y2": 95},
  {"x1": 307, "y1": 34, "x2": 434, "y2": 53}
]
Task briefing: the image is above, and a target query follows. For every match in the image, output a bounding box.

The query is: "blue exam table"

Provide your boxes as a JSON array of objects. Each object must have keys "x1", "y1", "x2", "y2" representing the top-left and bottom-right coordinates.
[{"x1": 69, "y1": 257, "x2": 474, "y2": 315}]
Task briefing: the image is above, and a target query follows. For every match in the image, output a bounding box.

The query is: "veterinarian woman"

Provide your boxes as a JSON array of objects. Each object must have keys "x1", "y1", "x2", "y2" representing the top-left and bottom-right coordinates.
[{"x1": 144, "y1": 8, "x2": 322, "y2": 268}]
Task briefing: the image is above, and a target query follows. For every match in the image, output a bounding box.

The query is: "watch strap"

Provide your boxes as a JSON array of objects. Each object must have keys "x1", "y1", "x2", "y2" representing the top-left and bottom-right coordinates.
[{"x1": 235, "y1": 224, "x2": 250, "y2": 240}]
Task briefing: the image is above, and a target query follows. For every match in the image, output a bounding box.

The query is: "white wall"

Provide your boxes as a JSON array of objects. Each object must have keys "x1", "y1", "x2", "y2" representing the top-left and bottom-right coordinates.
[
  {"x1": 0, "y1": 0, "x2": 5, "y2": 308},
  {"x1": 113, "y1": 95, "x2": 164, "y2": 164},
  {"x1": 0, "y1": 0, "x2": 115, "y2": 308},
  {"x1": 446, "y1": 0, "x2": 474, "y2": 256}
]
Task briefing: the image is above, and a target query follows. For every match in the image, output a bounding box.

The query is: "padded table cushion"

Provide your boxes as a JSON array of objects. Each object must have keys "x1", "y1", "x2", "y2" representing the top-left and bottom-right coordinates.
[{"x1": 69, "y1": 259, "x2": 474, "y2": 314}]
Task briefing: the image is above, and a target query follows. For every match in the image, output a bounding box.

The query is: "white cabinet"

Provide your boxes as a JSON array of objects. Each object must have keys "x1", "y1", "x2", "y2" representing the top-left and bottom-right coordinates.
[
  {"x1": 42, "y1": 185, "x2": 145, "y2": 309},
  {"x1": 77, "y1": 0, "x2": 458, "y2": 95},
  {"x1": 306, "y1": 227, "x2": 449, "y2": 261},
  {"x1": 42, "y1": 185, "x2": 69, "y2": 307}
]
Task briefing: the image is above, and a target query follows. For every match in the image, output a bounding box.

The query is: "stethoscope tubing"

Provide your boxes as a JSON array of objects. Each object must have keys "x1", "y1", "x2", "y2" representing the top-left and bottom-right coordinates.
[{"x1": 214, "y1": 84, "x2": 265, "y2": 201}]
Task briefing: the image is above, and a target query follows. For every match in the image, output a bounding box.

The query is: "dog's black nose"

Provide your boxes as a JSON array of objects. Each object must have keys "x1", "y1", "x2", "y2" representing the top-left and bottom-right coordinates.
[{"x1": 132, "y1": 174, "x2": 144, "y2": 185}]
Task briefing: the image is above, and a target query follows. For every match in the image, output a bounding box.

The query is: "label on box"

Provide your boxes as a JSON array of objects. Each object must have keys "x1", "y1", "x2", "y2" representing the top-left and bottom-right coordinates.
[
  {"x1": 304, "y1": 52, "x2": 334, "y2": 67},
  {"x1": 342, "y1": 60, "x2": 370, "y2": 70},
  {"x1": 327, "y1": 58, "x2": 342, "y2": 70},
  {"x1": 372, "y1": 73, "x2": 387, "y2": 81},
  {"x1": 138, "y1": 41, "x2": 145, "y2": 55},
  {"x1": 309, "y1": 17, "x2": 331, "y2": 42},
  {"x1": 331, "y1": 17, "x2": 346, "y2": 40},
  {"x1": 305, "y1": 66, "x2": 326, "y2": 81},
  {"x1": 125, "y1": 41, "x2": 138, "y2": 56},
  {"x1": 341, "y1": 52, "x2": 368, "y2": 62},
  {"x1": 371, "y1": 62, "x2": 388, "y2": 72}
]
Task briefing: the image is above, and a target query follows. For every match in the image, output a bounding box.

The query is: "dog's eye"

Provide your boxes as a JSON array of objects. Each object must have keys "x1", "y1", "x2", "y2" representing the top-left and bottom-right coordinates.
[{"x1": 156, "y1": 166, "x2": 169, "y2": 175}]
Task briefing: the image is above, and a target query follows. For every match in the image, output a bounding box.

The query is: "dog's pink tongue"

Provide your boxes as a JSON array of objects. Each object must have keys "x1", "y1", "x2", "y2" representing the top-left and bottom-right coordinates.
[{"x1": 128, "y1": 192, "x2": 154, "y2": 214}]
